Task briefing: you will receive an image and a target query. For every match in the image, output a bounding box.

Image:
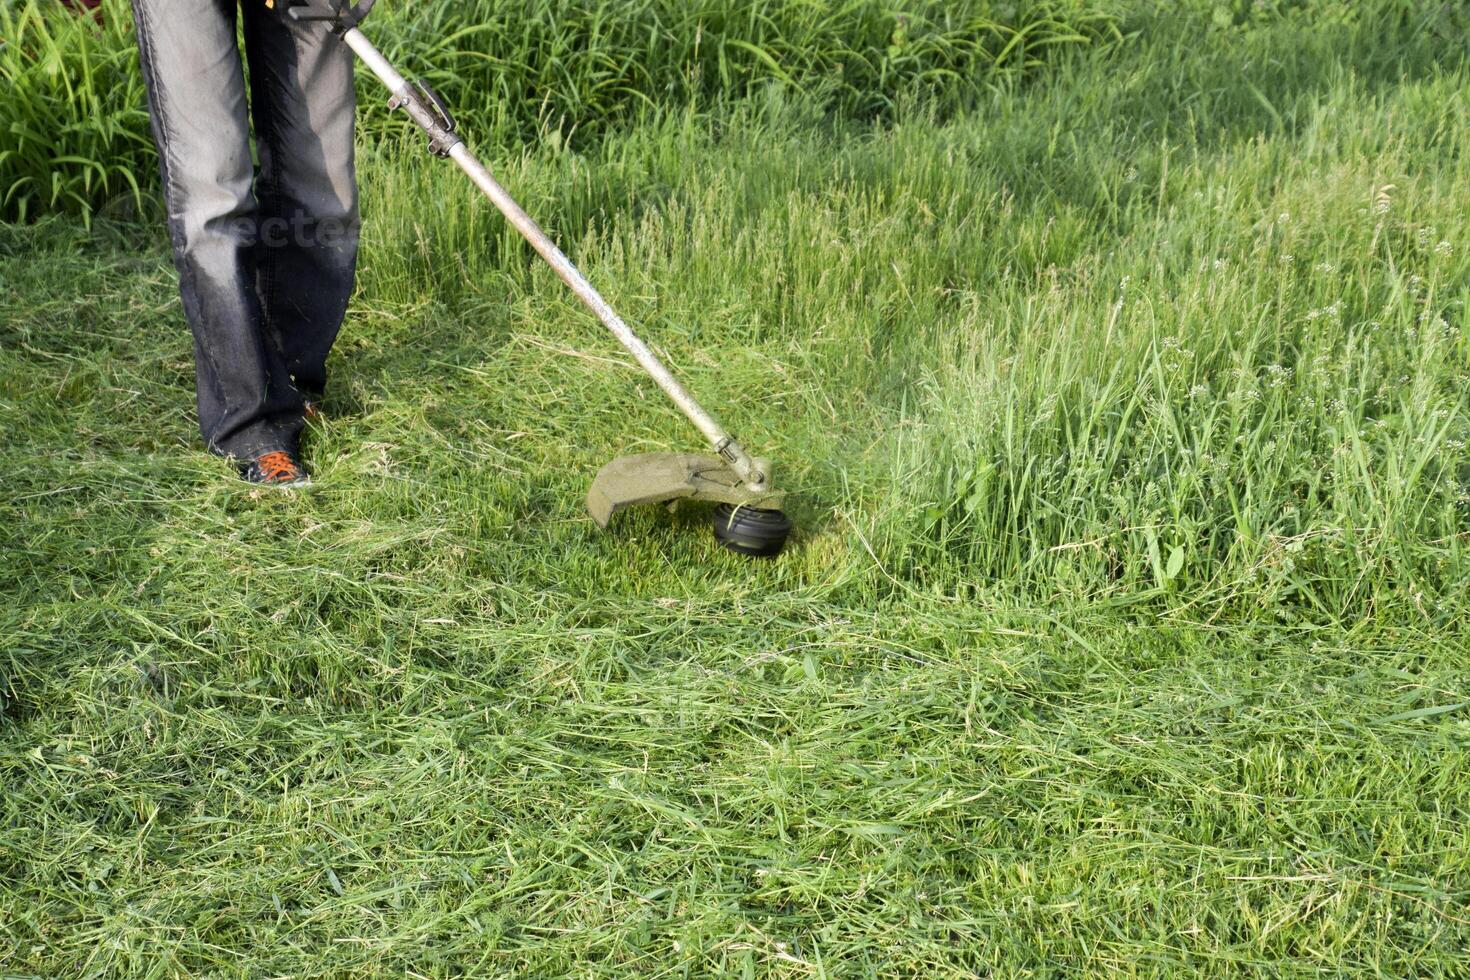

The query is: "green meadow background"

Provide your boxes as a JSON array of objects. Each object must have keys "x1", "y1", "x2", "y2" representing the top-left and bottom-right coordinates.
[{"x1": 3, "y1": 0, "x2": 1469, "y2": 974}]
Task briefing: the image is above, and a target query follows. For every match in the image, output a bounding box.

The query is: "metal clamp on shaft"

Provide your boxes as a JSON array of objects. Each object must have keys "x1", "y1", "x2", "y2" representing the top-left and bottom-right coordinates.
[
  {"x1": 714, "y1": 437, "x2": 767, "y2": 489},
  {"x1": 388, "y1": 80, "x2": 461, "y2": 157}
]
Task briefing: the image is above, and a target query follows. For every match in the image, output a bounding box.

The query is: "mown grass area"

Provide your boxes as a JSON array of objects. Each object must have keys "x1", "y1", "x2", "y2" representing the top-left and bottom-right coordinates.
[{"x1": 3, "y1": 0, "x2": 1470, "y2": 975}]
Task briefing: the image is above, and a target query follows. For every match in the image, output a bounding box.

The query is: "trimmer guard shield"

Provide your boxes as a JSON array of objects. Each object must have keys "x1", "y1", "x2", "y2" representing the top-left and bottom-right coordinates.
[{"x1": 587, "y1": 453, "x2": 785, "y2": 528}]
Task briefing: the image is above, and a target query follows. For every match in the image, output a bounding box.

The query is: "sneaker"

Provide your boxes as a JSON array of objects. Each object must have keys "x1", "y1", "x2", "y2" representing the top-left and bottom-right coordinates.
[{"x1": 240, "y1": 450, "x2": 310, "y2": 487}]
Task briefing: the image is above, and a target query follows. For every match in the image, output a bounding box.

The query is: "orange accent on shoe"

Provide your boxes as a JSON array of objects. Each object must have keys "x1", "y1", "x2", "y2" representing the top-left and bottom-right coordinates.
[{"x1": 255, "y1": 451, "x2": 305, "y2": 484}]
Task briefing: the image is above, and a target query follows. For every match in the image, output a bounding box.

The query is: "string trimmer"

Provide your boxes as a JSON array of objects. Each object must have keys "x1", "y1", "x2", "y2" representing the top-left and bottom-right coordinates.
[{"x1": 280, "y1": 0, "x2": 793, "y2": 556}]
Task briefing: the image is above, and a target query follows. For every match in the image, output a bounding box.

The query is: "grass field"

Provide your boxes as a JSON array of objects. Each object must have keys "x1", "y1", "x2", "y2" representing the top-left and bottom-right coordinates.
[{"x1": 4, "y1": 0, "x2": 1470, "y2": 975}]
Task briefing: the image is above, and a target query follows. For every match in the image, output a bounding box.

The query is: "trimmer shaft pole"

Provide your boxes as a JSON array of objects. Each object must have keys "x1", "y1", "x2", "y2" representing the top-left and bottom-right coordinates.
[{"x1": 340, "y1": 27, "x2": 769, "y2": 491}]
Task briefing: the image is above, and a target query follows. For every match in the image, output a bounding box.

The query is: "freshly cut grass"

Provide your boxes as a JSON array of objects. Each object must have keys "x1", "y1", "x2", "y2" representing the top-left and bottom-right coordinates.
[{"x1": 3, "y1": 1, "x2": 1470, "y2": 976}]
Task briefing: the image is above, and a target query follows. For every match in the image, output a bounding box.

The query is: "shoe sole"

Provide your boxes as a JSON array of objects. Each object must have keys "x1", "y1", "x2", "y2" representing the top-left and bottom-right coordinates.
[{"x1": 242, "y1": 476, "x2": 312, "y2": 489}]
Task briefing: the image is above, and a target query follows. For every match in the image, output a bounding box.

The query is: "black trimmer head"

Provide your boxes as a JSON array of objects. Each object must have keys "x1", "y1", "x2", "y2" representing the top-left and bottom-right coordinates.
[{"x1": 712, "y1": 504, "x2": 793, "y2": 558}]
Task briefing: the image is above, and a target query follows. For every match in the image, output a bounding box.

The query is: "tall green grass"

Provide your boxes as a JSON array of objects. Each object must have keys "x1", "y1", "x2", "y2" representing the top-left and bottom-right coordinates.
[
  {"x1": 346, "y1": 0, "x2": 1469, "y2": 618},
  {"x1": 365, "y1": 0, "x2": 1121, "y2": 137},
  {"x1": 0, "y1": 2, "x2": 150, "y2": 221},
  {"x1": 0, "y1": 0, "x2": 1121, "y2": 222}
]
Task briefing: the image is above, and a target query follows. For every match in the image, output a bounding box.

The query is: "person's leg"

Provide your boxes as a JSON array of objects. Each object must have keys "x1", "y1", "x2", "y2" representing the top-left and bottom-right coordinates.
[
  {"x1": 241, "y1": 3, "x2": 359, "y2": 405},
  {"x1": 130, "y1": 0, "x2": 303, "y2": 458}
]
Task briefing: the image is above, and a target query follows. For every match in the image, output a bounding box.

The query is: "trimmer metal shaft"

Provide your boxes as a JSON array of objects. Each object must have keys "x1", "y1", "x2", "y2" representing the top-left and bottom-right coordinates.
[{"x1": 340, "y1": 27, "x2": 770, "y2": 492}]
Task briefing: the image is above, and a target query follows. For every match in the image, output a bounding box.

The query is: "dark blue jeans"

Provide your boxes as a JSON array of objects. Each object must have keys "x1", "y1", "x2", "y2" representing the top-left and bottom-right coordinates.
[{"x1": 131, "y1": 0, "x2": 358, "y2": 458}]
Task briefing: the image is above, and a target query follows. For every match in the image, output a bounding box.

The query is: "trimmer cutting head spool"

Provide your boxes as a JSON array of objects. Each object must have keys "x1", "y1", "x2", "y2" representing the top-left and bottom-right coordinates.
[{"x1": 712, "y1": 504, "x2": 792, "y2": 558}]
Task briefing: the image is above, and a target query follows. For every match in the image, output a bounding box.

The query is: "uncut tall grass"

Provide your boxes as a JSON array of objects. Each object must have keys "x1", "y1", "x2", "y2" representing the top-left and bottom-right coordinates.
[
  {"x1": 0, "y1": 0, "x2": 1119, "y2": 221},
  {"x1": 345, "y1": 0, "x2": 1469, "y2": 618}
]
